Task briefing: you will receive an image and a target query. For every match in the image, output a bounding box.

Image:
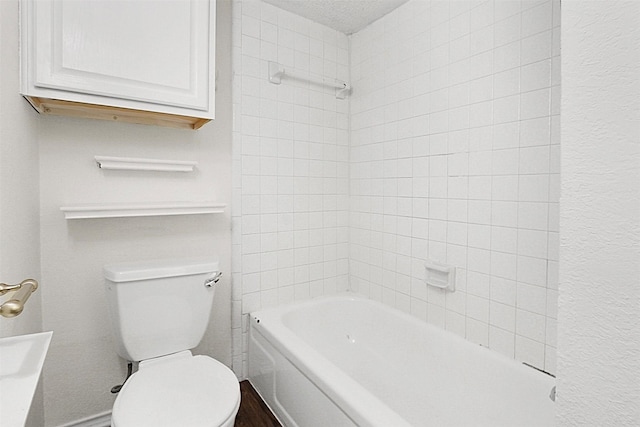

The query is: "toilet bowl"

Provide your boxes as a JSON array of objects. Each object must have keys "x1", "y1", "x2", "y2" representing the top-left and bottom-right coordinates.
[
  {"x1": 103, "y1": 258, "x2": 240, "y2": 427},
  {"x1": 111, "y1": 351, "x2": 240, "y2": 427}
]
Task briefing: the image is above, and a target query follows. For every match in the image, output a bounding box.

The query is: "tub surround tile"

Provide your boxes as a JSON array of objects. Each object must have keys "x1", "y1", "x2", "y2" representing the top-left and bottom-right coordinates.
[
  {"x1": 232, "y1": 0, "x2": 350, "y2": 378},
  {"x1": 233, "y1": 0, "x2": 559, "y2": 378},
  {"x1": 349, "y1": 0, "x2": 559, "y2": 375}
]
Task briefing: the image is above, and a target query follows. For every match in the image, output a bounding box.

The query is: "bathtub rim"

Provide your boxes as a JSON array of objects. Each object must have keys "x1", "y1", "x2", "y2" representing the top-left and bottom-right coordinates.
[
  {"x1": 249, "y1": 291, "x2": 555, "y2": 427},
  {"x1": 250, "y1": 292, "x2": 413, "y2": 427}
]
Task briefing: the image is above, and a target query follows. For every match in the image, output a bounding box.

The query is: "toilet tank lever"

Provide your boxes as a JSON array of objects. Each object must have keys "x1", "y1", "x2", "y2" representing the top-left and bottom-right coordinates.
[{"x1": 204, "y1": 271, "x2": 222, "y2": 288}]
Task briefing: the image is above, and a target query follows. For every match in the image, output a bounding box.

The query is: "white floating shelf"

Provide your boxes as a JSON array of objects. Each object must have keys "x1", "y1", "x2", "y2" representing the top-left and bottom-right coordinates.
[
  {"x1": 95, "y1": 156, "x2": 197, "y2": 172},
  {"x1": 61, "y1": 201, "x2": 226, "y2": 220}
]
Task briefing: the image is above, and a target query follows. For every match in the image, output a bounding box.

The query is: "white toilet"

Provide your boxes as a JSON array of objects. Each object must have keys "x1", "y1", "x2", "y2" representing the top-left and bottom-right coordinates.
[{"x1": 103, "y1": 258, "x2": 240, "y2": 427}]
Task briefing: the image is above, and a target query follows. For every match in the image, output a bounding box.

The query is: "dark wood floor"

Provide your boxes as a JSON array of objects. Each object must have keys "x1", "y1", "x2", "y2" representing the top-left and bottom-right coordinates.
[{"x1": 235, "y1": 381, "x2": 281, "y2": 427}]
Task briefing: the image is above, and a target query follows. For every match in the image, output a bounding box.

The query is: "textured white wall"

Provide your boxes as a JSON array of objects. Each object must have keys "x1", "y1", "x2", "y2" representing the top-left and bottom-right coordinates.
[
  {"x1": 2, "y1": 1, "x2": 233, "y2": 425},
  {"x1": 0, "y1": 1, "x2": 42, "y2": 338},
  {"x1": 558, "y1": 1, "x2": 640, "y2": 425},
  {"x1": 231, "y1": 0, "x2": 351, "y2": 377},
  {"x1": 350, "y1": 0, "x2": 560, "y2": 373},
  {"x1": 0, "y1": 1, "x2": 44, "y2": 425}
]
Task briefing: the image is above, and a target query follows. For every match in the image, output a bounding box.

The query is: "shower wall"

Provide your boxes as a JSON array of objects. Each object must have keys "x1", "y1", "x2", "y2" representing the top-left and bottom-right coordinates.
[
  {"x1": 231, "y1": 0, "x2": 351, "y2": 376},
  {"x1": 349, "y1": 0, "x2": 560, "y2": 373},
  {"x1": 232, "y1": 0, "x2": 560, "y2": 377}
]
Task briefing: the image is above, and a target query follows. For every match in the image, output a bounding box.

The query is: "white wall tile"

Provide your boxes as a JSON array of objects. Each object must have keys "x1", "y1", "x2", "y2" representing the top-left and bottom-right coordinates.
[
  {"x1": 520, "y1": 117, "x2": 550, "y2": 147},
  {"x1": 515, "y1": 334, "x2": 545, "y2": 367},
  {"x1": 466, "y1": 317, "x2": 489, "y2": 346},
  {"x1": 233, "y1": 0, "x2": 350, "y2": 376},
  {"x1": 494, "y1": 68, "x2": 521, "y2": 99},
  {"x1": 517, "y1": 255, "x2": 548, "y2": 287},
  {"x1": 489, "y1": 326, "x2": 515, "y2": 358},
  {"x1": 491, "y1": 251, "x2": 517, "y2": 280},
  {"x1": 521, "y1": 59, "x2": 551, "y2": 92},
  {"x1": 494, "y1": 40, "x2": 521, "y2": 73},
  {"x1": 233, "y1": 0, "x2": 558, "y2": 377},
  {"x1": 490, "y1": 301, "x2": 516, "y2": 332},
  {"x1": 517, "y1": 282, "x2": 548, "y2": 315},
  {"x1": 491, "y1": 226, "x2": 518, "y2": 253},
  {"x1": 494, "y1": 94, "x2": 521, "y2": 124},
  {"x1": 521, "y1": 1, "x2": 553, "y2": 38},
  {"x1": 492, "y1": 175, "x2": 519, "y2": 201},
  {"x1": 521, "y1": 30, "x2": 552, "y2": 65},
  {"x1": 494, "y1": 13, "x2": 521, "y2": 46},
  {"x1": 491, "y1": 276, "x2": 517, "y2": 306},
  {"x1": 467, "y1": 271, "x2": 490, "y2": 298},
  {"x1": 521, "y1": 88, "x2": 551, "y2": 120},
  {"x1": 516, "y1": 309, "x2": 546, "y2": 342},
  {"x1": 519, "y1": 174, "x2": 550, "y2": 201}
]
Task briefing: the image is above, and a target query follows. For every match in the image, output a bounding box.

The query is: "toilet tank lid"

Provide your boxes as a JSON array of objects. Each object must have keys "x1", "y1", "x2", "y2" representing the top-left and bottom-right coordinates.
[{"x1": 103, "y1": 258, "x2": 219, "y2": 282}]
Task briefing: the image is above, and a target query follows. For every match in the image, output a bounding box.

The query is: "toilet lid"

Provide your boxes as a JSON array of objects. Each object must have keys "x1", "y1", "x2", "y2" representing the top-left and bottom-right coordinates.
[{"x1": 112, "y1": 352, "x2": 240, "y2": 427}]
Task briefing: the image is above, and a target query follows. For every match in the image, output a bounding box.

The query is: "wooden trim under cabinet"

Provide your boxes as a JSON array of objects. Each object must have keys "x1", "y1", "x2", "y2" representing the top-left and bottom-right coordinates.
[{"x1": 24, "y1": 96, "x2": 210, "y2": 130}]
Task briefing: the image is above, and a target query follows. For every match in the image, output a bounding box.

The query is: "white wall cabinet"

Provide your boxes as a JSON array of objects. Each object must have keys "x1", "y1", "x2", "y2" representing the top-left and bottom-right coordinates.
[{"x1": 20, "y1": 0, "x2": 216, "y2": 129}]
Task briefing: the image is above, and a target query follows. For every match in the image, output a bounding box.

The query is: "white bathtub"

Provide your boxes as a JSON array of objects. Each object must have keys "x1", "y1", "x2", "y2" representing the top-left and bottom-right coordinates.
[{"x1": 249, "y1": 293, "x2": 555, "y2": 427}]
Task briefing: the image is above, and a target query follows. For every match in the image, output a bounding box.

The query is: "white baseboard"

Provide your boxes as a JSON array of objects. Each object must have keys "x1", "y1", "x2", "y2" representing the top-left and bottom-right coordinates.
[{"x1": 57, "y1": 411, "x2": 111, "y2": 427}]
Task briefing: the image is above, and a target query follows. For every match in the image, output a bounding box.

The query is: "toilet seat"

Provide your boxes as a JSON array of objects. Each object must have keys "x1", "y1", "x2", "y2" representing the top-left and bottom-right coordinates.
[{"x1": 111, "y1": 351, "x2": 240, "y2": 427}]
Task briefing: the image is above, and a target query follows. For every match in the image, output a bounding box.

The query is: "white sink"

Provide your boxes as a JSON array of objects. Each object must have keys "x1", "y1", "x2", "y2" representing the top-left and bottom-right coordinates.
[{"x1": 0, "y1": 331, "x2": 52, "y2": 427}]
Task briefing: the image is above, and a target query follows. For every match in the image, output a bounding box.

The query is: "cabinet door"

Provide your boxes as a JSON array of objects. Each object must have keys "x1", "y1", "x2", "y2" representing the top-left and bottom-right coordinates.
[{"x1": 29, "y1": 0, "x2": 213, "y2": 113}]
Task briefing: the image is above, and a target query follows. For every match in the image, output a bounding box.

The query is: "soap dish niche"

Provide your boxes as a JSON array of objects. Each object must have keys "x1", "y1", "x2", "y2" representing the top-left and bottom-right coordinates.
[{"x1": 425, "y1": 261, "x2": 456, "y2": 292}]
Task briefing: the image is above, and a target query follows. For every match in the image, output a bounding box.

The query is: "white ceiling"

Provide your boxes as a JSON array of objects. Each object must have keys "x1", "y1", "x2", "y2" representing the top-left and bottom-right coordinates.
[{"x1": 261, "y1": 0, "x2": 409, "y2": 34}]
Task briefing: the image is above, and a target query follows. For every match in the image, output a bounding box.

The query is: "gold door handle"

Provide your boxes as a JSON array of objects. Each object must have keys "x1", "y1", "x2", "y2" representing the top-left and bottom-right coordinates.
[{"x1": 0, "y1": 279, "x2": 38, "y2": 318}]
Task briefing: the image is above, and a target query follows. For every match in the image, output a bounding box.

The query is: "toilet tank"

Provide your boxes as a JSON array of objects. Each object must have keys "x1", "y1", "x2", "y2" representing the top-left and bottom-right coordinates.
[{"x1": 104, "y1": 258, "x2": 220, "y2": 362}]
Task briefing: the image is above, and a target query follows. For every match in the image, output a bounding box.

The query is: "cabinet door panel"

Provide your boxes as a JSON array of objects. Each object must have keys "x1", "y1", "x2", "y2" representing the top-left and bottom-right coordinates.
[{"x1": 33, "y1": 0, "x2": 211, "y2": 111}]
